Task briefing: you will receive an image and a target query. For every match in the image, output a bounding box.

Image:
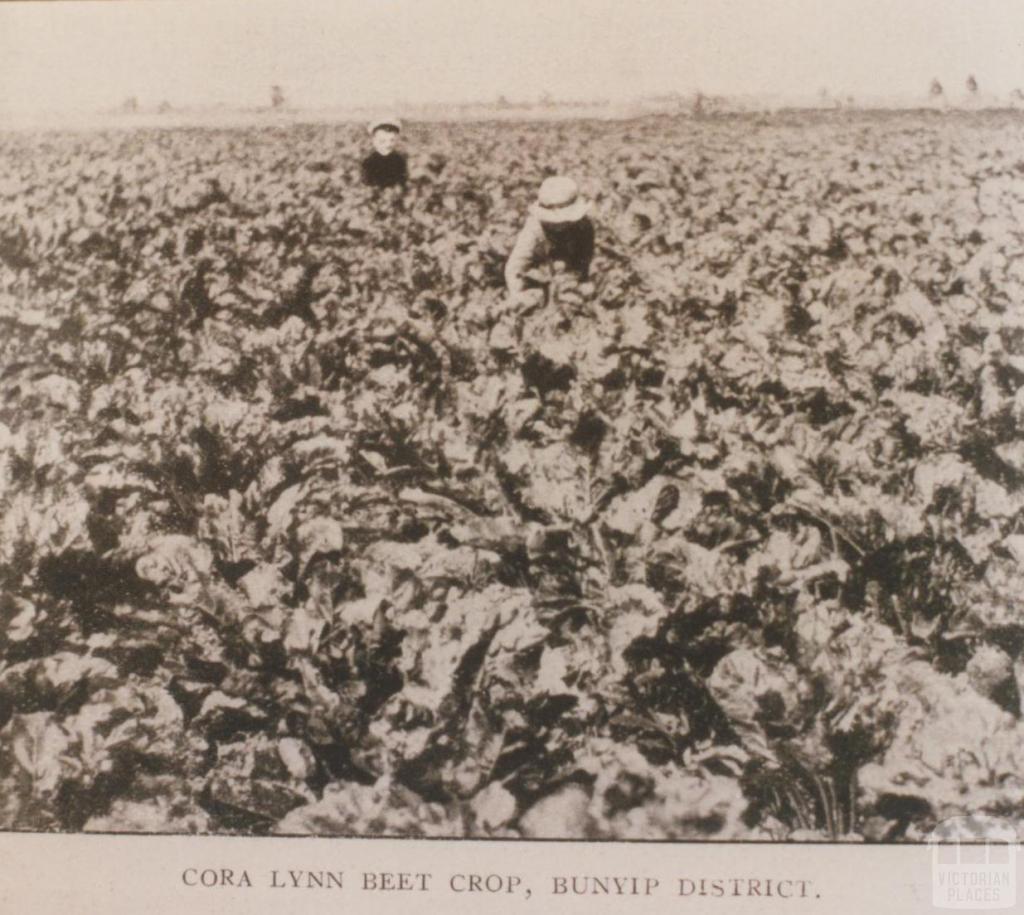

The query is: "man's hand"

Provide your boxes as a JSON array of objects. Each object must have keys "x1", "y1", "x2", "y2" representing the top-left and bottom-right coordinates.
[{"x1": 506, "y1": 288, "x2": 545, "y2": 311}]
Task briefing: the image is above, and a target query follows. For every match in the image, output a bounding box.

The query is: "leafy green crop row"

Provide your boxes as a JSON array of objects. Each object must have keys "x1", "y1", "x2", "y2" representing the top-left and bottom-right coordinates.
[{"x1": 1, "y1": 112, "x2": 1023, "y2": 838}]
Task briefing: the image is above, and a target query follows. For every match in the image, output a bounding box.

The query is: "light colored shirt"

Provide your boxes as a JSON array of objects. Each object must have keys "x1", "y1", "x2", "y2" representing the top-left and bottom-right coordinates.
[{"x1": 504, "y1": 215, "x2": 595, "y2": 295}]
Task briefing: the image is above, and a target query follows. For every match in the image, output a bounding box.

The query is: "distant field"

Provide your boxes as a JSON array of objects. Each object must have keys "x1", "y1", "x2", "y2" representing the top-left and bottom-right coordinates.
[
  {"x1": 2, "y1": 98, "x2": 1020, "y2": 132},
  {"x1": 1, "y1": 112, "x2": 1023, "y2": 839}
]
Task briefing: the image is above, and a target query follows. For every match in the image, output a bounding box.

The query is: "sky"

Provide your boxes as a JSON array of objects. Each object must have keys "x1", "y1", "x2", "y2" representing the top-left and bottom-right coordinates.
[{"x1": 0, "y1": 0, "x2": 1022, "y2": 113}]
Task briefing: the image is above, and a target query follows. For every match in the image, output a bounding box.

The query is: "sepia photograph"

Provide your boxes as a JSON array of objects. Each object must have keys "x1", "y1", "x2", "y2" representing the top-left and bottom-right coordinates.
[{"x1": 1, "y1": 1, "x2": 1023, "y2": 891}]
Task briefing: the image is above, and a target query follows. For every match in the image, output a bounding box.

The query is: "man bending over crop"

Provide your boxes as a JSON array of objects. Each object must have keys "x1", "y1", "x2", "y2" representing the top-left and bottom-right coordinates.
[
  {"x1": 361, "y1": 117, "x2": 408, "y2": 189},
  {"x1": 505, "y1": 176, "x2": 594, "y2": 296}
]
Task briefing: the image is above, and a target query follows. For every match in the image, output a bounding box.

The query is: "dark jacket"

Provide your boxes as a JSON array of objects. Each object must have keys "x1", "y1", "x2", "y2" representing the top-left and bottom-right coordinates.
[{"x1": 361, "y1": 152, "x2": 408, "y2": 189}]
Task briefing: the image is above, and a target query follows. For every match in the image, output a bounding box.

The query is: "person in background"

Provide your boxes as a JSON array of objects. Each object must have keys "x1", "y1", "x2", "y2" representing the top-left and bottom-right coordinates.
[
  {"x1": 504, "y1": 175, "x2": 594, "y2": 296},
  {"x1": 361, "y1": 117, "x2": 408, "y2": 189}
]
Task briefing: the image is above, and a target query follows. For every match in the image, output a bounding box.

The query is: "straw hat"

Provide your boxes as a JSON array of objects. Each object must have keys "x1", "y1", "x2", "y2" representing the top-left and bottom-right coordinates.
[
  {"x1": 368, "y1": 116, "x2": 402, "y2": 135},
  {"x1": 634, "y1": 168, "x2": 666, "y2": 190},
  {"x1": 531, "y1": 176, "x2": 589, "y2": 223}
]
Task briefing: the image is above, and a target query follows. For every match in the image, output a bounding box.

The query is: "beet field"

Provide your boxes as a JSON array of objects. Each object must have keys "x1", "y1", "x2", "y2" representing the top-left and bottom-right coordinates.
[{"x1": 1, "y1": 110, "x2": 1023, "y2": 839}]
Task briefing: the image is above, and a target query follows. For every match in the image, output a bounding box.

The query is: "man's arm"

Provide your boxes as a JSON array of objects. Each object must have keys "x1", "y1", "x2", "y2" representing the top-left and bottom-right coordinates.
[
  {"x1": 396, "y1": 154, "x2": 409, "y2": 186},
  {"x1": 360, "y1": 154, "x2": 375, "y2": 187},
  {"x1": 504, "y1": 217, "x2": 544, "y2": 295},
  {"x1": 572, "y1": 218, "x2": 595, "y2": 280}
]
